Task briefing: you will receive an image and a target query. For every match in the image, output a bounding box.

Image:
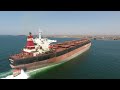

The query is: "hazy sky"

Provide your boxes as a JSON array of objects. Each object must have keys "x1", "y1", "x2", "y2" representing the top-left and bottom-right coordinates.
[{"x1": 0, "y1": 11, "x2": 120, "y2": 35}]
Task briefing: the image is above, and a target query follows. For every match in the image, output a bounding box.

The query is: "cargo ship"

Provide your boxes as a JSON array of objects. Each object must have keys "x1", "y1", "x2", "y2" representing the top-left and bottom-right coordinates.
[{"x1": 7, "y1": 30, "x2": 91, "y2": 79}]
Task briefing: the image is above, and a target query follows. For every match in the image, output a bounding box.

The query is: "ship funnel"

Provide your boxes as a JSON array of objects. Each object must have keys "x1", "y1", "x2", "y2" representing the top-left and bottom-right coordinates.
[{"x1": 26, "y1": 32, "x2": 35, "y2": 49}]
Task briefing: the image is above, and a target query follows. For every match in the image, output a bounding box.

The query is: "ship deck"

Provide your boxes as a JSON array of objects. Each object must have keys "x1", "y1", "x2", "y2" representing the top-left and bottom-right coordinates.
[{"x1": 10, "y1": 39, "x2": 90, "y2": 61}]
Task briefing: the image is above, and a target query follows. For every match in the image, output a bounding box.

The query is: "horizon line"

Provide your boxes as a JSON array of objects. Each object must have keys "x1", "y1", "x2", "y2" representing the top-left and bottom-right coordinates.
[{"x1": 0, "y1": 34, "x2": 120, "y2": 36}]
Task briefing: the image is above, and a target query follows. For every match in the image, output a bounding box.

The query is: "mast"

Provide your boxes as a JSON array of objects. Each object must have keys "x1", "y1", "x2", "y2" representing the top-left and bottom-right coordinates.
[{"x1": 39, "y1": 28, "x2": 42, "y2": 39}]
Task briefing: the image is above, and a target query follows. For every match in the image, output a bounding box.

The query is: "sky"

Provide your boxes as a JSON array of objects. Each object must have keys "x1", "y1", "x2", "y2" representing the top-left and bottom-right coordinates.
[{"x1": 0, "y1": 11, "x2": 120, "y2": 35}]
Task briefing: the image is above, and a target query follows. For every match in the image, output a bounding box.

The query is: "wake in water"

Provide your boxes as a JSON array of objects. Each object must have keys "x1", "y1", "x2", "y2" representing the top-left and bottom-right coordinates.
[
  {"x1": 0, "y1": 69, "x2": 12, "y2": 78},
  {"x1": 1, "y1": 69, "x2": 29, "y2": 79},
  {"x1": 0, "y1": 59, "x2": 65, "y2": 79}
]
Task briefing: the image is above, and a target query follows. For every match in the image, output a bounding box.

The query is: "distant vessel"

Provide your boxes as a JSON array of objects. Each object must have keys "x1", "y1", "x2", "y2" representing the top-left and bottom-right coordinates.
[{"x1": 7, "y1": 29, "x2": 91, "y2": 79}]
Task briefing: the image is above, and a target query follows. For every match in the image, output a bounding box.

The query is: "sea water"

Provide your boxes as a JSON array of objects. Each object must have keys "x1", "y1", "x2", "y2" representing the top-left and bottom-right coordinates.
[{"x1": 0, "y1": 36, "x2": 120, "y2": 79}]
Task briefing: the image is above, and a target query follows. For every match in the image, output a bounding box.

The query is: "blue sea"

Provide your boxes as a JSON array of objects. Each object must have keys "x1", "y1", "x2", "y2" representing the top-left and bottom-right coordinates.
[{"x1": 0, "y1": 36, "x2": 120, "y2": 79}]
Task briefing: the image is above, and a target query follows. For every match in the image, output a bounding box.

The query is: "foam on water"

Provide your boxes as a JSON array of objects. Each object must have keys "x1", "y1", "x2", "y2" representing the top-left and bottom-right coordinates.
[
  {"x1": 0, "y1": 62, "x2": 64, "y2": 79},
  {"x1": 0, "y1": 69, "x2": 12, "y2": 78},
  {"x1": 1, "y1": 69, "x2": 29, "y2": 79}
]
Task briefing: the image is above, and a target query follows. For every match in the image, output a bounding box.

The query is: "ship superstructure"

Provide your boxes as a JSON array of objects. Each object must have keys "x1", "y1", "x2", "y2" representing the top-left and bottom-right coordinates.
[{"x1": 23, "y1": 31, "x2": 57, "y2": 56}]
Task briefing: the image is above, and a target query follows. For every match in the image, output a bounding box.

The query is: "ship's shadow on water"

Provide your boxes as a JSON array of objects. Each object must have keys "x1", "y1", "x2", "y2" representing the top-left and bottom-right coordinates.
[{"x1": 29, "y1": 49, "x2": 91, "y2": 79}]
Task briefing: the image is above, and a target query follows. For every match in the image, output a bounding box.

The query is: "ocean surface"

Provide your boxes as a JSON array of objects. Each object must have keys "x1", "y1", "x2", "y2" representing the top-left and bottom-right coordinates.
[{"x1": 0, "y1": 36, "x2": 120, "y2": 79}]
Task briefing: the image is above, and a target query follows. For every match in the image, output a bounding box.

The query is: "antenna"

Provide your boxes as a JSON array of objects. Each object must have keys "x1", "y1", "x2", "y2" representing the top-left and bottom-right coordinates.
[{"x1": 39, "y1": 28, "x2": 42, "y2": 39}]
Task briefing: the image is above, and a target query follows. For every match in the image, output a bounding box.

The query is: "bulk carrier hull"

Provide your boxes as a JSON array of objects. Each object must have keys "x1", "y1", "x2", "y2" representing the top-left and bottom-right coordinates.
[
  {"x1": 8, "y1": 31, "x2": 92, "y2": 78},
  {"x1": 10, "y1": 42, "x2": 91, "y2": 72}
]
